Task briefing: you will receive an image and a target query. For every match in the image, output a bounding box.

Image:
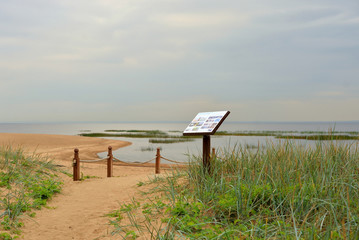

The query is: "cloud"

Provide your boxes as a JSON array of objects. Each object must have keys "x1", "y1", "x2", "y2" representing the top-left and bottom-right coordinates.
[
  {"x1": 228, "y1": 98, "x2": 359, "y2": 122},
  {"x1": 151, "y1": 12, "x2": 244, "y2": 28},
  {"x1": 315, "y1": 91, "x2": 345, "y2": 97},
  {"x1": 44, "y1": 54, "x2": 85, "y2": 61},
  {"x1": 0, "y1": 0, "x2": 358, "y2": 122}
]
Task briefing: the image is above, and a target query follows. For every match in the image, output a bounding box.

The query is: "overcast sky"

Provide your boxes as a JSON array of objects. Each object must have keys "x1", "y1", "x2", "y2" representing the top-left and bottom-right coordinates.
[{"x1": 1, "y1": 0, "x2": 358, "y2": 122}]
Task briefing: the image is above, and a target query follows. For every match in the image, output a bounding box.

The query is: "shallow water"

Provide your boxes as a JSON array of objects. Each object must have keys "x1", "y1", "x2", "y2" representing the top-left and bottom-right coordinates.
[{"x1": 1, "y1": 121, "x2": 358, "y2": 163}]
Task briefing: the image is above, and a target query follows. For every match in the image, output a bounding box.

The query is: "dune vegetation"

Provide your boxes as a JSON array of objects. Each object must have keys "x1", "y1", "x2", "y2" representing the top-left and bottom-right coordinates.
[
  {"x1": 108, "y1": 140, "x2": 359, "y2": 239},
  {"x1": 0, "y1": 146, "x2": 63, "y2": 239}
]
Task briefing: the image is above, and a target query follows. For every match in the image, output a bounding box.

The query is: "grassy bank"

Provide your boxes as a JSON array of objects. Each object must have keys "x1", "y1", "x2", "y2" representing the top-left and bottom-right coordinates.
[
  {"x1": 0, "y1": 146, "x2": 63, "y2": 239},
  {"x1": 149, "y1": 138, "x2": 195, "y2": 144},
  {"x1": 216, "y1": 130, "x2": 359, "y2": 140},
  {"x1": 79, "y1": 130, "x2": 198, "y2": 144},
  {"x1": 80, "y1": 130, "x2": 359, "y2": 143},
  {"x1": 109, "y1": 140, "x2": 359, "y2": 239},
  {"x1": 80, "y1": 130, "x2": 170, "y2": 138}
]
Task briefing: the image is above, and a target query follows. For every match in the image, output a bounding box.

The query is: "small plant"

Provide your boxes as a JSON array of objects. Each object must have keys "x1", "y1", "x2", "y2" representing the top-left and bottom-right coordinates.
[
  {"x1": 80, "y1": 173, "x2": 99, "y2": 181},
  {"x1": 120, "y1": 200, "x2": 140, "y2": 213},
  {"x1": 0, "y1": 232, "x2": 18, "y2": 240},
  {"x1": 0, "y1": 145, "x2": 63, "y2": 237},
  {"x1": 106, "y1": 210, "x2": 123, "y2": 222},
  {"x1": 137, "y1": 181, "x2": 145, "y2": 187},
  {"x1": 28, "y1": 178, "x2": 62, "y2": 209},
  {"x1": 124, "y1": 230, "x2": 137, "y2": 239}
]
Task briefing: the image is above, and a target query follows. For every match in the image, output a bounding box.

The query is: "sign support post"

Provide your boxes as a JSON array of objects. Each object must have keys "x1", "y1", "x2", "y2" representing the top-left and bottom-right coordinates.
[
  {"x1": 203, "y1": 135, "x2": 211, "y2": 172},
  {"x1": 183, "y1": 111, "x2": 230, "y2": 174}
]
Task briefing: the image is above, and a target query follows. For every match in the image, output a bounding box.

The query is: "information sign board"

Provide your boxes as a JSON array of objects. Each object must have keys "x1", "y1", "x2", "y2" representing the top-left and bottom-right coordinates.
[{"x1": 183, "y1": 111, "x2": 230, "y2": 136}]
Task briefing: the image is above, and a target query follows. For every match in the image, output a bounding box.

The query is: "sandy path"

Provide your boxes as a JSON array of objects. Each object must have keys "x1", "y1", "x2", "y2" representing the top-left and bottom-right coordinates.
[
  {"x1": 21, "y1": 165, "x2": 155, "y2": 240},
  {"x1": 0, "y1": 133, "x2": 158, "y2": 240}
]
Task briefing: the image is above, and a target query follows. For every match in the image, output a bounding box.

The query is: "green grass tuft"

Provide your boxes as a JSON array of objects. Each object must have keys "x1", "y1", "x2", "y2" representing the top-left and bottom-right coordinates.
[{"x1": 0, "y1": 146, "x2": 63, "y2": 237}]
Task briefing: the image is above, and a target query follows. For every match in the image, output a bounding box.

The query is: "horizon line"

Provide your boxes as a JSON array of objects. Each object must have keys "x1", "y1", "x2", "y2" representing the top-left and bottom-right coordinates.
[{"x1": 1, "y1": 120, "x2": 358, "y2": 124}]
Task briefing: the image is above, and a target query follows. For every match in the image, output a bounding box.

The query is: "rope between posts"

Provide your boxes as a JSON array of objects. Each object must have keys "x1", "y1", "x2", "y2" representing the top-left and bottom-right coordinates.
[
  {"x1": 72, "y1": 146, "x2": 191, "y2": 182},
  {"x1": 113, "y1": 157, "x2": 156, "y2": 165},
  {"x1": 80, "y1": 158, "x2": 108, "y2": 163},
  {"x1": 77, "y1": 156, "x2": 187, "y2": 165},
  {"x1": 160, "y1": 156, "x2": 189, "y2": 165}
]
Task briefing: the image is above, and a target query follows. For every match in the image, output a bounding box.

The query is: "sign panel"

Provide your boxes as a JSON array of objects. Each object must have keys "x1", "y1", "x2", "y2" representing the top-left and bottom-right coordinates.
[{"x1": 183, "y1": 111, "x2": 230, "y2": 136}]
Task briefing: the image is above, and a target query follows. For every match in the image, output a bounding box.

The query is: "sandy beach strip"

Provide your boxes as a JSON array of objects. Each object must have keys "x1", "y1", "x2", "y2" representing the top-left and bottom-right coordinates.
[
  {"x1": 0, "y1": 132, "x2": 132, "y2": 163},
  {"x1": 0, "y1": 133, "x2": 167, "y2": 239}
]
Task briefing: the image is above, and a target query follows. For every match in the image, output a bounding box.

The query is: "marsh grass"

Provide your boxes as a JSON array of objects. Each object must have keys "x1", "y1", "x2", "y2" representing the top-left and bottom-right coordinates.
[
  {"x1": 105, "y1": 130, "x2": 165, "y2": 134},
  {"x1": 149, "y1": 138, "x2": 195, "y2": 144},
  {"x1": 81, "y1": 129, "x2": 359, "y2": 144},
  {"x1": 80, "y1": 130, "x2": 199, "y2": 144},
  {"x1": 0, "y1": 146, "x2": 63, "y2": 238},
  {"x1": 79, "y1": 133, "x2": 163, "y2": 138},
  {"x1": 109, "y1": 140, "x2": 359, "y2": 239},
  {"x1": 279, "y1": 134, "x2": 359, "y2": 140},
  {"x1": 216, "y1": 130, "x2": 359, "y2": 141},
  {"x1": 140, "y1": 146, "x2": 162, "y2": 152},
  {"x1": 80, "y1": 130, "x2": 169, "y2": 139}
]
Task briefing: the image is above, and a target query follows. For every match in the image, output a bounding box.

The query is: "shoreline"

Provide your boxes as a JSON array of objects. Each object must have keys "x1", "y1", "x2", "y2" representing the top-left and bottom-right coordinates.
[
  {"x1": 0, "y1": 133, "x2": 183, "y2": 170},
  {"x1": 0, "y1": 133, "x2": 132, "y2": 163}
]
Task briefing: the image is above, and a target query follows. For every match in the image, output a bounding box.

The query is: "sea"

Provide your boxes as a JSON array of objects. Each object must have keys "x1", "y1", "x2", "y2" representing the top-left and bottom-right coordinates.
[{"x1": 1, "y1": 121, "x2": 358, "y2": 163}]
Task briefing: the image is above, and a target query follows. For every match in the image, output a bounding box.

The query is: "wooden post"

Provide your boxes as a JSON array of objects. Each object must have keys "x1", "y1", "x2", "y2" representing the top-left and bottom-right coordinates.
[
  {"x1": 73, "y1": 148, "x2": 80, "y2": 181},
  {"x1": 155, "y1": 148, "x2": 161, "y2": 174},
  {"x1": 107, "y1": 146, "x2": 113, "y2": 177},
  {"x1": 212, "y1": 147, "x2": 216, "y2": 159},
  {"x1": 203, "y1": 135, "x2": 211, "y2": 173}
]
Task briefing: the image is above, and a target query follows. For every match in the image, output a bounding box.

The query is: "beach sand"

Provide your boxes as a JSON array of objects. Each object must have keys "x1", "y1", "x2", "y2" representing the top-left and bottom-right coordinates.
[
  {"x1": 0, "y1": 132, "x2": 132, "y2": 161},
  {"x1": 0, "y1": 133, "x2": 162, "y2": 240}
]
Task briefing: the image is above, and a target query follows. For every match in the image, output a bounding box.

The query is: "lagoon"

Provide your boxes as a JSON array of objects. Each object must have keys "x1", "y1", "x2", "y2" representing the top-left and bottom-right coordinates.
[{"x1": 1, "y1": 121, "x2": 358, "y2": 163}]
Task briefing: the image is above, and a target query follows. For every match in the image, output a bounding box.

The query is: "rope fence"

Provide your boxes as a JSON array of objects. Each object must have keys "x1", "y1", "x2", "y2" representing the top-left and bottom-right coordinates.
[
  {"x1": 80, "y1": 158, "x2": 108, "y2": 163},
  {"x1": 113, "y1": 157, "x2": 156, "y2": 165},
  {"x1": 72, "y1": 146, "x2": 190, "y2": 181},
  {"x1": 160, "y1": 156, "x2": 188, "y2": 165}
]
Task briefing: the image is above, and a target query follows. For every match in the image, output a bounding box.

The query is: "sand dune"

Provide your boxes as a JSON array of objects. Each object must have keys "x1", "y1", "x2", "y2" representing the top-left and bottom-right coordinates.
[{"x1": 0, "y1": 133, "x2": 158, "y2": 239}]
